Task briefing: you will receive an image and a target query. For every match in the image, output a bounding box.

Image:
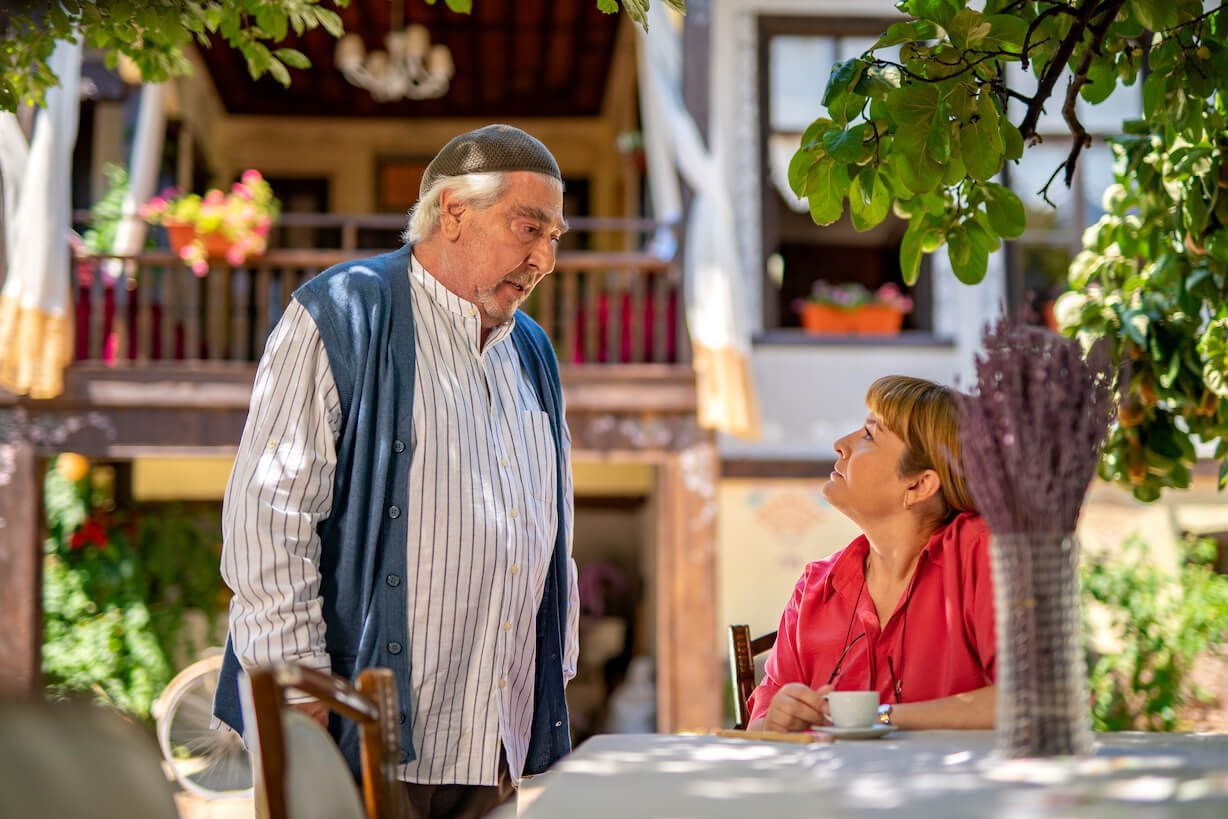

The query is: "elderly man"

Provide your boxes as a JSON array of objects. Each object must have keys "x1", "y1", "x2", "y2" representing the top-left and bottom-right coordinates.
[{"x1": 213, "y1": 124, "x2": 579, "y2": 818}]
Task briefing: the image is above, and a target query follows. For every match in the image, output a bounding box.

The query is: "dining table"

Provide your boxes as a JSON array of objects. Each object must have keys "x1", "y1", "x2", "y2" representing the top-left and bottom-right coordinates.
[{"x1": 514, "y1": 730, "x2": 1228, "y2": 818}]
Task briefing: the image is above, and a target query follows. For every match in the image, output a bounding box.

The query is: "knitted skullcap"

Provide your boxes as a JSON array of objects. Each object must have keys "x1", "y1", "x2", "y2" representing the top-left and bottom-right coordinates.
[{"x1": 419, "y1": 124, "x2": 561, "y2": 196}]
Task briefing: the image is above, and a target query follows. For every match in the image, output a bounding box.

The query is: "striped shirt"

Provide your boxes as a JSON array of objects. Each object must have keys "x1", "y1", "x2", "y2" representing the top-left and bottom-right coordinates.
[{"x1": 221, "y1": 253, "x2": 579, "y2": 787}]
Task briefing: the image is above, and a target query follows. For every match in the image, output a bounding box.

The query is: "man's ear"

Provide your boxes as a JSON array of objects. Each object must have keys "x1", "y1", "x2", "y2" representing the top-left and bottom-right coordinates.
[
  {"x1": 905, "y1": 469, "x2": 942, "y2": 508},
  {"x1": 438, "y1": 190, "x2": 465, "y2": 240}
]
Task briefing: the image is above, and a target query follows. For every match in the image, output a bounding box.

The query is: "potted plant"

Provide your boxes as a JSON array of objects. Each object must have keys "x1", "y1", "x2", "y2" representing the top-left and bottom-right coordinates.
[
  {"x1": 794, "y1": 280, "x2": 914, "y2": 335},
  {"x1": 140, "y1": 169, "x2": 279, "y2": 276}
]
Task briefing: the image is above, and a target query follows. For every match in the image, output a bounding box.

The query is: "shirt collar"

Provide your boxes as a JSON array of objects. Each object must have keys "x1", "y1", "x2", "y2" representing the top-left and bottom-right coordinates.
[{"x1": 409, "y1": 252, "x2": 516, "y2": 348}]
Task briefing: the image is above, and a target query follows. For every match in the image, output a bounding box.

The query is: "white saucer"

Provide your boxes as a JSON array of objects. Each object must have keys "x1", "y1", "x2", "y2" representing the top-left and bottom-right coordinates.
[{"x1": 811, "y1": 724, "x2": 896, "y2": 740}]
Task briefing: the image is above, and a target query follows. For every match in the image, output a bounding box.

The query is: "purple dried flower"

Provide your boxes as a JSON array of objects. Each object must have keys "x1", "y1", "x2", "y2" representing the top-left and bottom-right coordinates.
[{"x1": 957, "y1": 315, "x2": 1118, "y2": 535}]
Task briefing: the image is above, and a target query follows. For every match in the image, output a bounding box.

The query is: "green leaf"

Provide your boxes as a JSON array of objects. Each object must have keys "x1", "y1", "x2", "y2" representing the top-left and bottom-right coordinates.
[
  {"x1": 874, "y1": 20, "x2": 939, "y2": 49},
  {"x1": 892, "y1": 130, "x2": 944, "y2": 194},
  {"x1": 886, "y1": 83, "x2": 939, "y2": 126},
  {"x1": 823, "y1": 59, "x2": 866, "y2": 107},
  {"x1": 961, "y1": 94, "x2": 1004, "y2": 181},
  {"x1": 946, "y1": 8, "x2": 992, "y2": 51},
  {"x1": 907, "y1": 0, "x2": 960, "y2": 27},
  {"x1": 788, "y1": 150, "x2": 818, "y2": 198},
  {"x1": 901, "y1": 220, "x2": 925, "y2": 285},
  {"x1": 926, "y1": 111, "x2": 951, "y2": 163},
  {"x1": 597, "y1": 0, "x2": 619, "y2": 12},
  {"x1": 267, "y1": 59, "x2": 291, "y2": 88},
  {"x1": 1000, "y1": 119, "x2": 1024, "y2": 161},
  {"x1": 986, "y1": 15, "x2": 1027, "y2": 51},
  {"x1": 1130, "y1": 0, "x2": 1180, "y2": 32},
  {"x1": 444, "y1": 0, "x2": 474, "y2": 12},
  {"x1": 806, "y1": 157, "x2": 851, "y2": 226},
  {"x1": 1081, "y1": 61, "x2": 1117, "y2": 105},
  {"x1": 950, "y1": 221, "x2": 990, "y2": 284},
  {"x1": 982, "y1": 182, "x2": 1026, "y2": 238},
  {"x1": 849, "y1": 169, "x2": 892, "y2": 231},
  {"x1": 854, "y1": 64, "x2": 902, "y2": 99},
  {"x1": 314, "y1": 8, "x2": 345, "y2": 38},
  {"x1": 274, "y1": 48, "x2": 310, "y2": 70},
  {"x1": 1141, "y1": 72, "x2": 1167, "y2": 119},
  {"x1": 823, "y1": 124, "x2": 870, "y2": 163}
]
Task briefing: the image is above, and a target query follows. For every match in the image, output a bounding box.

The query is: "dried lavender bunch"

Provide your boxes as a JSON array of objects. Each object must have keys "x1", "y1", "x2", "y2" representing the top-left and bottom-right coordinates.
[{"x1": 958, "y1": 316, "x2": 1117, "y2": 534}]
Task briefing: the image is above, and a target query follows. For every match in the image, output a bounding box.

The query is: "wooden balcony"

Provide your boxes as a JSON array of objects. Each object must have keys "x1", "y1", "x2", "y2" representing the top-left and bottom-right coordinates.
[{"x1": 5, "y1": 215, "x2": 702, "y2": 456}]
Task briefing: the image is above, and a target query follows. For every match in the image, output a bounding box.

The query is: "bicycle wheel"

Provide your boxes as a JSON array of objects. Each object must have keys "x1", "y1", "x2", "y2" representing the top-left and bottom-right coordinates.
[{"x1": 152, "y1": 653, "x2": 252, "y2": 799}]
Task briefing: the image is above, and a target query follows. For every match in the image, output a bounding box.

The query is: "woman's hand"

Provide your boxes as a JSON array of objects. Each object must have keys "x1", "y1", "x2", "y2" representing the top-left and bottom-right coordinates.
[{"x1": 763, "y1": 683, "x2": 834, "y2": 732}]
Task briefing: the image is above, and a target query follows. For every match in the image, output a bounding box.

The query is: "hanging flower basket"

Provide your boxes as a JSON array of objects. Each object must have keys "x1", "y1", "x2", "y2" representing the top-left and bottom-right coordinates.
[
  {"x1": 141, "y1": 169, "x2": 279, "y2": 276},
  {"x1": 164, "y1": 222, "x2": 238, "y2": 263}
]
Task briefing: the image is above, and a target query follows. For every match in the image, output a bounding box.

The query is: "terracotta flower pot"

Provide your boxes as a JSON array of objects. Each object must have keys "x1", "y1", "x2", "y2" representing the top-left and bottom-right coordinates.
[
  {"x1": 800, "y1": 303, "x2": 904, "y2": 335},
  {"x1": 164, "y1": 222, "x2": 235, "y2": 260},
  {"x1": 850, "y1": 305, "x2": 905, "y2": 335},
  {"x1": 800, "y1": 303, "x2": 855, "y2": 334}
]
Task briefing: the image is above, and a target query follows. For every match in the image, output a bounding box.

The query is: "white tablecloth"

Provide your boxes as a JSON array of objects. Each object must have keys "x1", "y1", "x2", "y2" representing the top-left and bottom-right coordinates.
[{"x1": 519, "y1": 731, "x2": 1228, "y2": 818}]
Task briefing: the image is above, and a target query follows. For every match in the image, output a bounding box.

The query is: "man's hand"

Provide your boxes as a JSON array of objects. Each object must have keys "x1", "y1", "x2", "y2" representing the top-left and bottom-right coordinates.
[
  {"x1": 763, "y1": 683, "x2": 833, "y2": 733},
  {"x1": 291, "y1": 699, "x2": 330, "y2": 729}
]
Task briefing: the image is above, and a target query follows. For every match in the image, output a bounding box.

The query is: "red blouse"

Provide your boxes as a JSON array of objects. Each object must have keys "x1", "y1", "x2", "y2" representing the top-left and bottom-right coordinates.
[{"x1": 747, "y1": 513, "x2": 996, "y2": 723}]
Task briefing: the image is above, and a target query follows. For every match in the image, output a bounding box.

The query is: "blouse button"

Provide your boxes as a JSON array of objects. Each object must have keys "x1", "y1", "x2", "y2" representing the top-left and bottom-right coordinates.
[
  {"x1": 387, "y1": 641, "x2": 403, "y2": 655},
  {"x1": 388, "y1": 505, "x2": 401, "y2": 519},
  {"x1": 392, "y1": 439, "x2": 405, "y2": 453}
]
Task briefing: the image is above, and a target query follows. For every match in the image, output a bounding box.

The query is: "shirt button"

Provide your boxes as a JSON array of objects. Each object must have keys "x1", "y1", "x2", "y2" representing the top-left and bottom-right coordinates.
[
  {"x1": 387, "y1": 641, "x2": 402, "y2": 655},
  {"x1": 509, "y1": 509, "x2": 518, "y2": 520},
  {"x1": 499, "y1": 457, "x2": 509, "y2": 468},
  {"x1": 503, "y1": 621, "x2": 512, "y2": 632},
  {"x1": 388, "y1": 505, "x2": 401, "y2": 519},
  {"x1": 266, "y1": 439, "x2": 277, "y2": 451},
  {"x1": 386, "y1": 574, "x2": 401, "y2": 588},
  {"x1": 497, "y1": 677, "x2": 506, "y2": 689},
  {"x1": 392, "y1": 439, "x2": 405, "y2": 453},
  {"x1": 509, "y1": 564, "x2": 520, "y2": 575}
]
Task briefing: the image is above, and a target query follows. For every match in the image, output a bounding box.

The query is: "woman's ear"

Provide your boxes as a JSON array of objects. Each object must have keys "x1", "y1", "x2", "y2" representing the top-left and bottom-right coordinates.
[{"x1": 904, "y1": 469, "x2": 942, "y2": 509}]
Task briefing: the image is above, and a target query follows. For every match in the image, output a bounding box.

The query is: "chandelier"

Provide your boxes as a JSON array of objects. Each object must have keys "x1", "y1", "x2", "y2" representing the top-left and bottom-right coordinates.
[{"x1": 334, "y1": 1, "x2": 454, "y2": 102}]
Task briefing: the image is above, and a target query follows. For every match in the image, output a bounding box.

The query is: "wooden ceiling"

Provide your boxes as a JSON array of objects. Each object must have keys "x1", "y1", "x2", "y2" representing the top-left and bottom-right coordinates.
[{"x1": 197, "y1": 0, "x2": 623, "y2": 118}]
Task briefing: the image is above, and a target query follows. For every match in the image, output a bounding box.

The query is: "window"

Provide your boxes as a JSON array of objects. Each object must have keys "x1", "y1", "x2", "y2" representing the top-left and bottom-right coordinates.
[{"x1": 758, "y1": 16, "x2": 933, "y2": 335}]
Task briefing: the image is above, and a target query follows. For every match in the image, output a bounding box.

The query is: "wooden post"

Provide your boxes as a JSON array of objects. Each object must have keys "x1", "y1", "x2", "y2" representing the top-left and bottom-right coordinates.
[
  {"x1": 0, "y1": 439, "x2": 43, "y2": 696},
  {"x1": 655, "y1": 440, "x2": 721, "y2": 732}
]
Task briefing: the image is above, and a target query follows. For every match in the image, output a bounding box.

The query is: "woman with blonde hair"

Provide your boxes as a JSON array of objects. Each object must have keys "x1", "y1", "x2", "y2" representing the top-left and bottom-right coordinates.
[{"x1": 747, "y1": 375, "x2": 996, "y2": 732}]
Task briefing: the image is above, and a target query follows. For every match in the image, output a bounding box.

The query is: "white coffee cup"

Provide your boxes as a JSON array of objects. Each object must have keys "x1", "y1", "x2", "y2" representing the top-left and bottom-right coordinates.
[{"x1": 824, "y1": 690, "x2": 880, "y2": 728}]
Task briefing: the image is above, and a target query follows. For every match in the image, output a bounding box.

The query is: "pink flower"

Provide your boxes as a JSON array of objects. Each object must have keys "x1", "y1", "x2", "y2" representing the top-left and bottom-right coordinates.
[
  {"x1": 241, "y1": 169, "x2": 263, "y2": 185},
  {"x1": 226, "y1": 244, "x2": 247, "y2": 266}
]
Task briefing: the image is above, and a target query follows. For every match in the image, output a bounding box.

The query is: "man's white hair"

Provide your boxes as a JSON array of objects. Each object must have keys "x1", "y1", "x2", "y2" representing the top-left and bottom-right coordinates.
[{"x1": 402, "y1": 172, "x2": 507, "y2": 244}]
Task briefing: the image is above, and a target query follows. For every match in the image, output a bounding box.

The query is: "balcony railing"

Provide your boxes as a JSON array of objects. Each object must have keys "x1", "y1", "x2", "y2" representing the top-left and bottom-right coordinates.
[{"x1": 72, "y1": 245, "x2": 687, "y2": 368}]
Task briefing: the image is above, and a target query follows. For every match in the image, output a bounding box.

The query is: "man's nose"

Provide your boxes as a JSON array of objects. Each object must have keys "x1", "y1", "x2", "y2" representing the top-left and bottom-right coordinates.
[{"x1": 529, "y1": 235, "x2": 557, "y2": 275}]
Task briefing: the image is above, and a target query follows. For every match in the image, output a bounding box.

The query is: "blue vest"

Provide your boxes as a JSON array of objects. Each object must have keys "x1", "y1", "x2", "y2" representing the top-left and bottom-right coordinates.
[{"x1": 213, "y1": 245, "x2": 572, "y2": 777}]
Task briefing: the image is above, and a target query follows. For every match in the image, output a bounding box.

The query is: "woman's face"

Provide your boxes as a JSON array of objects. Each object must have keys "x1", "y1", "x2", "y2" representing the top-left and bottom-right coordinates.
[{"x1": 822, "y1": 411, "x2": 914, "y2": 524}]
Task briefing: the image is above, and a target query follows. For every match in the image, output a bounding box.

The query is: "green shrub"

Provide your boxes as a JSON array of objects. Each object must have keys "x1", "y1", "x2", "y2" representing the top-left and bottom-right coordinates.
[
  {"x1": 1082, "y1": 535, "x2": 1228, "y2": 731},
  {"x1": 42, "y1": 458, "x2": 225, "y2": 720}
]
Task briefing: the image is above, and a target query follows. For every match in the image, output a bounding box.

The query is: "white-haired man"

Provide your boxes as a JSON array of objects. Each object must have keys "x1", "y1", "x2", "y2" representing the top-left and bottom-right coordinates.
[{"x1": 213, "y1": 125, "x2": 579, "y2": 818}]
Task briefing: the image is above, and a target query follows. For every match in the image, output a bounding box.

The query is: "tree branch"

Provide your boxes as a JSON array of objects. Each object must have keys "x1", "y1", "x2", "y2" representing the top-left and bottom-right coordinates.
[
  {"x1": 1019, "y1": 0, "x2": 1103, "y2": 141},
  {"x1": 1164, "y1": 2, "x2": 1225, "y2": 33},
  {"x1": 1021, "y1": 3, "x2": 1080, "y2": 70},
  {"x1": 1057, "y1": 0, "x2": 1126, "y2": 187}
]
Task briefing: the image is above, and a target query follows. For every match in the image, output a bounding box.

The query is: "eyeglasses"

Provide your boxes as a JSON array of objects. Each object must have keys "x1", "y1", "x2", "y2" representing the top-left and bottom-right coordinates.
[{"x1": 826, "y1": 631, "x2": 865, "y2": 686}]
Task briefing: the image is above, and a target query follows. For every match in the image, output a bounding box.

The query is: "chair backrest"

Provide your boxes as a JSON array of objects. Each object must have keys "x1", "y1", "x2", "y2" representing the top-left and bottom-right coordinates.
[
  {"x1": 728, "y1": 625, "x2": 777, "y2": 730},
  {"x1": 243, "y1": 664, "x2": 405, "y2": 819},
  {"x1": 0, "y1": 698, "x2": 179, "y2": 819}
]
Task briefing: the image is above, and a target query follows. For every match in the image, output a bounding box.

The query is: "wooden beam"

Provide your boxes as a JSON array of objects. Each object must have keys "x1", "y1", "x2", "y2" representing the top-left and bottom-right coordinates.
[
  {"x1": 0, "y1": 440, "x2": 43, "y2": 696},
  {"x1": 655, "y1": 440, "x2": 721, "y2": 732}
]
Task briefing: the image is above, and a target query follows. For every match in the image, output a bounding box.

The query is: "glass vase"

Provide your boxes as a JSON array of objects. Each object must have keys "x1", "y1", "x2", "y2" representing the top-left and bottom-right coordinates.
[{"x1": 989, "y1": 532, "x2": 1093, "y2": 757}]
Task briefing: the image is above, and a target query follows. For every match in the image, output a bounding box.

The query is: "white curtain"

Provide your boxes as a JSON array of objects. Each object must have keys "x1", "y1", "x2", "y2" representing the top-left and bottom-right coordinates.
[
  {"x1": 0, "y1": 38, "x2": 83, "y2": 399},
  {"x1": 105, "y1": 82, "x2": 165, "y2": 278},
  {"x1": 636, "y1": 5, "x2": 761, "y2": 439}
]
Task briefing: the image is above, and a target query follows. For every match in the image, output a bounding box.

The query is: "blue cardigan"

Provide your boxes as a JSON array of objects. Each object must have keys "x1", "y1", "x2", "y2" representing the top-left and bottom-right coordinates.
[{"x1": 213, "y1": 245, "x2": 572, "y2": 777}]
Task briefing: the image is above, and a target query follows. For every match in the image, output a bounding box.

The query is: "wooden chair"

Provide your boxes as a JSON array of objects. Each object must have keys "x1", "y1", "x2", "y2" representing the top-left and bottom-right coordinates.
[
  {"x1": 243, "y1": 664, "x2": 406, "y2": 819},
  {"x1": 728, "y1": 625, "x2": 777, "y2": 730}
]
